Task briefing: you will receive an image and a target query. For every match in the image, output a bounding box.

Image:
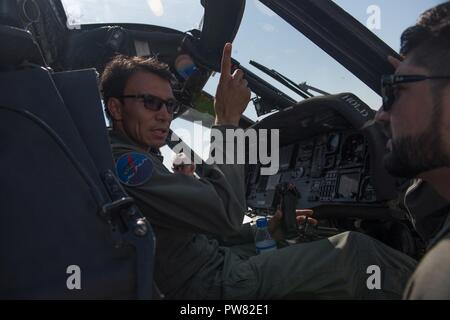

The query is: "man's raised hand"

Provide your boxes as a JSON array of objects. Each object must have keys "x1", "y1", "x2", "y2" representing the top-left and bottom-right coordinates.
[{"x1": 214, "y1": 43, "x2": 251, "y2": 126}]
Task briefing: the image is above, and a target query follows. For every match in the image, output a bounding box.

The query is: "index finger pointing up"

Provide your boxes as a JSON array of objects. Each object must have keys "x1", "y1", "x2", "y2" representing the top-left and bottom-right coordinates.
[{"x1": 220, "y1": 42, "x2": 232, "y2": 80}]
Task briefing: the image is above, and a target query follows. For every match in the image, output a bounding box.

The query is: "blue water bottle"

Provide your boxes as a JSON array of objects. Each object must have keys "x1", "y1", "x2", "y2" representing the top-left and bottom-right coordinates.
[{"x1": 255, "y1": 217, "x2": 277, "y2": 254}]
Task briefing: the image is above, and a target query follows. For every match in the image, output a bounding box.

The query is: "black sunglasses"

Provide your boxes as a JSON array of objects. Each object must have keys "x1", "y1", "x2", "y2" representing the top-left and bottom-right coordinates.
[
  {"x1": 119, "y1": 94, "x2": 181, "y2": 114},
  {"x1": 381, "y1": 74, "x2": 450, "y2": 112}
]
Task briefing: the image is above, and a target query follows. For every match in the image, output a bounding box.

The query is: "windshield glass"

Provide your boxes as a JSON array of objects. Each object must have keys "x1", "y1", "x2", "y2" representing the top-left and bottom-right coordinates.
[
  {"x1": 203, "y1": 0, "x2": 444, "y2": 121},
  {"x1": 204, "y1": 0, "x2": 380, "y2": 122},
  {"x1": 178, "y1": 0, "x2": 443, "y2": 166},
  {"x1": 333, "y1": 0, "x2": 444, "y2": 52},
  {"x1": 61, "y1": 0, "x2": 204, "y2": 31}
]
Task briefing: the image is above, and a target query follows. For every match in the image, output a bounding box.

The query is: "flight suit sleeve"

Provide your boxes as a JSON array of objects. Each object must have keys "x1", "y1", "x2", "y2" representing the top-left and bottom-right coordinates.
[
  {"x1": 212, "y1": 222, "x2": 256, "y2": 246},
  {"x1": 112, "y1": 125, "x2": 247, "y2": 237},
  {"x1": 404, "y1": 233, "x2": 450, "y2": 300}
]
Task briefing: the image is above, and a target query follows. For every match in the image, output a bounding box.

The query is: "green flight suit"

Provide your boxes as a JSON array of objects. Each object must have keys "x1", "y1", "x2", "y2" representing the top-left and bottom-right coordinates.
[
  {"x1": 402, "y1": 180, "x2": 450, "y2": 299},
  {"x1": 110, "y1": 127, "x2": 417, "y2": 299}
]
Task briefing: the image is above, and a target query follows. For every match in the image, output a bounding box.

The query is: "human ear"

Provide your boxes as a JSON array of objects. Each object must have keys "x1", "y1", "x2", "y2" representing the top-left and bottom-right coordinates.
[{"x1": 107, "y1": 97, "x2": 123, "y2": 121}]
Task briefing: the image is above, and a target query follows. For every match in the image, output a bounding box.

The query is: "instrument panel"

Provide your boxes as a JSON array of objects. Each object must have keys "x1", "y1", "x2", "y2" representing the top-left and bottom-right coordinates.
[{"x1": 247, "y1": 130, "x2": 377, "y2": 210}]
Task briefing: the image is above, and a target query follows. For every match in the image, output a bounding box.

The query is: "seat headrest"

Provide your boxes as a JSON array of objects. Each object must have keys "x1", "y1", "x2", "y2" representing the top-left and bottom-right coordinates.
[
  {"x1": 0, "y1": 25, "x2": 46, "y2": 67},
  {"x1": 0, "y1": 0, "x2": 23, "y2": 28}
]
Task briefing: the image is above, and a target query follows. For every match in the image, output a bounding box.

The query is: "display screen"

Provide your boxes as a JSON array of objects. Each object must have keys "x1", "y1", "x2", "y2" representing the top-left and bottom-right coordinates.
[
  {"x1": 266, "y1": 174, "x2": 281, "y2": 191},
  {"x1": 338, "y1": 173, "x2": 360, "y2": 198},
  {"x1": 257, "y1": 175, "x2": 269, "y2": 192},
  {"x1": 279, "y1": 145, "x2": 294, "y2": 170}
]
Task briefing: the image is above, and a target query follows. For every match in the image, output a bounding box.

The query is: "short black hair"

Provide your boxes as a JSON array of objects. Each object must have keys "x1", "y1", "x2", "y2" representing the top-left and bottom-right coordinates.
[
  {"x1": 400, "y1": 2, "x2": 450, "y2": 87},
  {"x1": 101, "y1": 55, "x2": 175, "y2": 118}
]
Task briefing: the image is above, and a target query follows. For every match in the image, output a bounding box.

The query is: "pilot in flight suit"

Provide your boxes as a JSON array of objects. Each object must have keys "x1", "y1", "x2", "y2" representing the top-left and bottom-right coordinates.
[
  {"x1": 110, "y1": 127, "x2": 416, "y2": 299},
  {"x1": 105, "y1": 44, "x2": 417, "y2": 299},
  {"x1": 402, "y1": 180, "x2": 450, "y2": 299},
  {"x1": 373, "y1": 2, "x2": 450, "y2": 300}
]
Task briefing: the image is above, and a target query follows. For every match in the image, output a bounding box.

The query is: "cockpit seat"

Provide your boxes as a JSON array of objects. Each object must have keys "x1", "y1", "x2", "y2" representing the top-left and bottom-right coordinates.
[
  {"x1": 0, "y1": 0, "x2": 45, "y2": 67},
  {"x1": 0, "y1": 14, "x2": 155, "y2": 297},
  {"x1": 0, "y1": 25, "x2": 45, "y2": 67}
]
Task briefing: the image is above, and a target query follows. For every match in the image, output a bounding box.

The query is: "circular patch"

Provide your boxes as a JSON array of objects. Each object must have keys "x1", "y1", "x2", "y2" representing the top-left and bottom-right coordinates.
[
  {"x1": 175, "y1": 54, "x2": 196, "y2": 79},
  {"x1": 116, "y1": 152, "x2": 153, "y2": 187}
]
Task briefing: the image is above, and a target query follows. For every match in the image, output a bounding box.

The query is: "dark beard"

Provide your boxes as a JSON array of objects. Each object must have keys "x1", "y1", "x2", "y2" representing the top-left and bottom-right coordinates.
[{"x1": 383, "y1": 113, "x2": 450, "y2": 178}]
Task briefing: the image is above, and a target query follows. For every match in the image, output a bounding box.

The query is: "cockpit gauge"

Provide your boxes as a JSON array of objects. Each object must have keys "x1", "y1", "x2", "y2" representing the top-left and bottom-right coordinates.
[
  {"x1": 326, "y1": 133, "x2": 340, "y2": 153},
  {"x1": 342, "y1": 134, "x2": 365, "y2": 164}
]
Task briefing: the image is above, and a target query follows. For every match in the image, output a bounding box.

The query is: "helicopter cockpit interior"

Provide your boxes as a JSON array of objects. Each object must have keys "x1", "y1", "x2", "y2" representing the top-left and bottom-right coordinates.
[{"x1": 0, "y1": 0, "x2": 425, "y2": 299}]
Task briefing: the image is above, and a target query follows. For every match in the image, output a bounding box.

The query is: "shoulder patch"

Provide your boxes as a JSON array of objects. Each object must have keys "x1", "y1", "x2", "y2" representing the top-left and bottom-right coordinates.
[{"x1": 116, "y1": 152, "x2": 153, "y2": 187}]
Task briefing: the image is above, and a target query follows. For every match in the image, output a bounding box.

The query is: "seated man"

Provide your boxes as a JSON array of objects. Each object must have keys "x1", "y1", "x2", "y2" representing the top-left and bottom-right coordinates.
[
  {"x1": 103, "y1": 43, "x2": 416, "y2": 299},
  {"x1": 172, "y1": 152, "x2": 196, "y2": 176},
  {"x1": 375, "y1": 2, "x2": 450, "y2": 299}
]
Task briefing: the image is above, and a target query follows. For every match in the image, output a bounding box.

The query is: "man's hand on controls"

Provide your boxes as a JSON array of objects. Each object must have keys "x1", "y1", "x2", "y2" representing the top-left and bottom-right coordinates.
[
  {"x1": 268, "y1": 209, "x2": 318, "y2": 241},
  {"x1": 214, "y1": 43, "x2": 251, "y2": 126}
]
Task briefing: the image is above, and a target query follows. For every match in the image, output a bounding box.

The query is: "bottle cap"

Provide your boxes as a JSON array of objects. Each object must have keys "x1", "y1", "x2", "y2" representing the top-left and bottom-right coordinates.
[{"x1": 256, "y1": 217, "x2": 269, "y2": 228}]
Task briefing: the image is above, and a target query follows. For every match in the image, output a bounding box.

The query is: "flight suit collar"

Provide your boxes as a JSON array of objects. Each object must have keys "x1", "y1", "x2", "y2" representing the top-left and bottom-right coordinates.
[
  {"x1": 428, "y1": 213, "x2": 450, "y2": 249},
  {"x1": 404, "y1": 179, "x2": 450, "y2": 248},
  {"x1": 108, "y1": 128, "x2": 164, "y2": 163}
]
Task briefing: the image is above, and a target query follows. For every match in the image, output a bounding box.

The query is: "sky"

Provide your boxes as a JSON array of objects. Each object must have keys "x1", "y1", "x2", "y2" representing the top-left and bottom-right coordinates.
[
  {"x1": 172, "y1": 0, "x2": 444, "y2": 169},
  {"x1": 62, "y1": 0, "x2": 446, "y2": 169}
]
